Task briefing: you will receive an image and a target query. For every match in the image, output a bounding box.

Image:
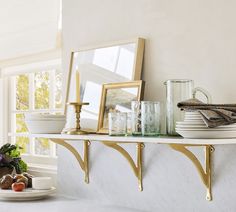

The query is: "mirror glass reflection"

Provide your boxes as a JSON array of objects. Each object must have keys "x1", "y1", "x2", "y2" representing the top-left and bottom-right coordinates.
[{"x1": 66, "y1": 40, "x2": 143, "y2": 132}]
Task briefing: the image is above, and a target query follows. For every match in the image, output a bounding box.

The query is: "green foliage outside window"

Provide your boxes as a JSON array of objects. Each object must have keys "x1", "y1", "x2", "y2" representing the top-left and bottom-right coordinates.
[
  {"x1": 16, "y1": 75, "x2": 29, "y2": 110},
  {"x1": 34, "y1": 72, "x2": 49, "y2": 109}
]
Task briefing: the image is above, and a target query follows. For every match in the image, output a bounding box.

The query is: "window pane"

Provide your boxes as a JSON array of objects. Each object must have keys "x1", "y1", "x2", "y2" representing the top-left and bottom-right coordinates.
[
  {"x1": 16, "y1": 137, "x2": 30, "y2": 154},
  {"x1": 55, "y1": 70, "x2": 62, "y2": 109},
  {"x1": 16, "y1": 114, "x2": 28, "y2": 133},
  {"x1": 16, "y1": 75, "x2": 29, "y2": 110},
  {"x1": 35, "y1": 71, "x2": 49, "y2": 109},
  {"x1": 35, "y1": 138, "x2": 50, "y2": 155}
]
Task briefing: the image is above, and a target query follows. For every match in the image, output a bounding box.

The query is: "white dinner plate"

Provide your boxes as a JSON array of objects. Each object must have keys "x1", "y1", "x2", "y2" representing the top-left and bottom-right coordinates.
[
  {"x1": 176, "y1": 124, "x2": 236, "y2": 129},
  {"x1": 185, "y1": 112, "x2": 200, "y2": 115},
  {"x1": 184, "y1": 114, "x2": 202, "y2": 117},
  {"x1": 184, "y1": 116, "x2": 202, "y2": 118},
  {"x1": 177, "y1": 121, "x2": 236, "y2": 126},
  {"x1": 176, "y1": 120, "x2": 205, "y2": 125},
  {"x1": 177, "y1": 121, "x2": 205, "y2": 125},
  {"x1": 176, "y1": 125, "x2": 206, "y2": 128},
  {"x1": 185, "y1": 114, "x2": 202, "y2": 116},
  {"x1": 176, "y1": 123, "x2": 206, "y2": 127},
  {"x1": 184, "y1": 119, "x2": 204, "y2": 123},
  {"x1": 176, "y1": 130, "x2": 236, "y2": 138},
  {"x1": 176, "y1": 127, "x2": 236, "y2": 131},
  {"x1": 0, "y1": 187, "x2": 56, "y2": 201},
  {"x1": 181, "y1": 119, "x2": 204, "y2": 122}
]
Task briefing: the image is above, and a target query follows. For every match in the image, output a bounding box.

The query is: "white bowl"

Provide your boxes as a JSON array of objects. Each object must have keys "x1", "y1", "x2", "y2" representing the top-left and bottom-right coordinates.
[
  {"x1": 32, "y1": 177, "x2": 53, "y2": 190},
  {"x1": 25, "y1": 113, "x2": 66, "y2": 121},
  {"x1": 25, "y1": 119, "x2": 66, "y2": 134}
]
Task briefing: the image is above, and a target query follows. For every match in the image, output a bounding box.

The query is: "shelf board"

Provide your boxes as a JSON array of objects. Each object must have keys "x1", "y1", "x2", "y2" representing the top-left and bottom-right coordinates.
[{"x1": 9, "y1": 133, "x2": 236, "y2": 145}]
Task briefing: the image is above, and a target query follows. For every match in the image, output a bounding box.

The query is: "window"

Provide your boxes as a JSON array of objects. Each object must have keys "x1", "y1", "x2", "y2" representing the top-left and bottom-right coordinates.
[
  {"x1": 0, "y1": 0, "x2": 62, "y2": 170},
  {"x1": 8, "y1": 63, "x2": 63, "y2": 164}
]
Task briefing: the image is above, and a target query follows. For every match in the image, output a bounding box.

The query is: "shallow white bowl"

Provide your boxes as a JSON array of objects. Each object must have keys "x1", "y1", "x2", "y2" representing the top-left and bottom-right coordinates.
[
  {"x1": 25, "y1": 113, "x2": 66, "y2": 121},
  {"x1": 25, "y1": 119, "x2": 66, "y2": 134}
]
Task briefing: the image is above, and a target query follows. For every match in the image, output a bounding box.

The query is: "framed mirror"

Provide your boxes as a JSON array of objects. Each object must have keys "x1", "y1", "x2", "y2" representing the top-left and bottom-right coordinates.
[
  {"x1": 97, "y1": 81, "x2": 145, "y2": 134},
  {"x1": 65, "y1": 38, "x2": 145, "y2": 132}
]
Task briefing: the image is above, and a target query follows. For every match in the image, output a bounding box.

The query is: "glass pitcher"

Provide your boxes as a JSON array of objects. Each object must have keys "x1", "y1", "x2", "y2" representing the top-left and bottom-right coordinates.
[{"x1": 164, "y1": 79, "x2": 211, "y2": 135}]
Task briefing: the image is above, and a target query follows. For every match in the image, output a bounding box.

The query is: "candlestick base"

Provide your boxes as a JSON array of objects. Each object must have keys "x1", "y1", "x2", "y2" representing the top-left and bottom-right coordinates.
[{"x1": 63, "y1": 128, "x2": 88, "y2": 135}]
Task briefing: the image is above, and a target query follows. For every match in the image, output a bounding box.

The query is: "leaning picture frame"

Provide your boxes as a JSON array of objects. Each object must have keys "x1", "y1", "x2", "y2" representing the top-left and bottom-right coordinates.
[
  {"x1": 97, "y1": 80, "x2": 145, "y2": 134},
  {"x1": 64, "y1": 38, "x2": 145, "y2": 133}
]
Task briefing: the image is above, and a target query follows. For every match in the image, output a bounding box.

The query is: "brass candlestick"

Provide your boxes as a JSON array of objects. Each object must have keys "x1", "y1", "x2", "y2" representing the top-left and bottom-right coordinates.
[{"x1": 63, "y1": 102, "x2": 89, "y2": 135}]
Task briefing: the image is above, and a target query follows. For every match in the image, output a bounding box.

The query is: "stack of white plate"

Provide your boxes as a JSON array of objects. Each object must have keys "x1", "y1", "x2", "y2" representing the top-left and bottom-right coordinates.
[
  {"x1": 176, "y1": 112, "x2": 236, "y2": 138},
  {"x1": 25, "y1": 114, "x2": 66, "y2": 134}
]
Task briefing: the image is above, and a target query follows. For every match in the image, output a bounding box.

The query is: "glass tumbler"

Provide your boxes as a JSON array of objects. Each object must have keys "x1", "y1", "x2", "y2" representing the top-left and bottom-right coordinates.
[
  {"x1": 108, "y1": 112, "x2": 127, "y2": 136},
  {"x1": 141, "y1": 101, "x2": 161, "y2": 136},
  {"x1": 131, "y1": 101, "x2": 142, "y2": 136}
]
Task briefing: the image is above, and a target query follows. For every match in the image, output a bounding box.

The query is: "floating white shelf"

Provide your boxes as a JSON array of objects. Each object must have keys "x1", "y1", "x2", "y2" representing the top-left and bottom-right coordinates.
[
  {"x1": 9, "y1": 132, "x2": 234, "y2": 201},
  {"x1": 9, "y1": 133, "x2": 236, "y2": 145}
]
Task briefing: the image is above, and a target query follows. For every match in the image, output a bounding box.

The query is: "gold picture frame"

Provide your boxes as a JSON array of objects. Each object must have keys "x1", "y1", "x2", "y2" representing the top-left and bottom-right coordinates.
[
  {"x1": 97, "y1": 80, "x2": 145, "y2": 134},
  {"x1": 64, "y1": 38, "x2": 145, "y2": 132}
]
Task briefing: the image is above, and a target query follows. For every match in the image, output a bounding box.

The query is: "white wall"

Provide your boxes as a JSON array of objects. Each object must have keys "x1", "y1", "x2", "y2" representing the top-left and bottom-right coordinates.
[{"x1": 60, "y1": 0, "x2": 236, "y2": 211}]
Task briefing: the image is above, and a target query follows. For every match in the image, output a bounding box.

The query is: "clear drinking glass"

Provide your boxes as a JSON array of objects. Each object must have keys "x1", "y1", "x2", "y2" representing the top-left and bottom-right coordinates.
[
  {"x1": 141, "y1": 101, "x2": 161, "y2": 136},
  {"x1": 108, "y1": 112, "x2": 127, "y2": 136},
  {"x1": 164, "y1": 79, "x2": 211, "y2": 135},
  {"x1": 131, "y1": 101, "x2": 142, "y2": 136}
]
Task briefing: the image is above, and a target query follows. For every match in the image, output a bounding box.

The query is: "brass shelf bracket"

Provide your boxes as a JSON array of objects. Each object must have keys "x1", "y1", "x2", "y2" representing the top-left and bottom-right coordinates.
[
  {"x1": 169, "y1": 144, "x2": 214, "y2": 201},
  {"x1": 103, "y1": 142, "x2": 144, "y2": 191},
  {"x1": 50, "y1": 138, "x2": 90, "y2": 184}
]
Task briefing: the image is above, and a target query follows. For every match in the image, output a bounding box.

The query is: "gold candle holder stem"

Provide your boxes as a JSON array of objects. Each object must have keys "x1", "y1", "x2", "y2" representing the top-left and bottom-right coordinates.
[
  {"x1": 75, "y1": 104, "x2": 82, "y2": 130},
  {"x1": 63, "y1": 102, "x2": 89, "y2": 135}
]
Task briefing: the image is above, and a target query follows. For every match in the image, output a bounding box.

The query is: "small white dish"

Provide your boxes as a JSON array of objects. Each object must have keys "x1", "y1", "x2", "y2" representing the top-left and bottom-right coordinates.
[{"x1": 32, "y1": 177, "x2": 53, "y2": 190}]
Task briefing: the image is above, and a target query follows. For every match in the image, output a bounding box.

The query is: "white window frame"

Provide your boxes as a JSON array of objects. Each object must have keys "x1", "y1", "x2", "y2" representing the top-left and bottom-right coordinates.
[{"x1": 2, "y1": 59, "x2": 63, "y2": 167}]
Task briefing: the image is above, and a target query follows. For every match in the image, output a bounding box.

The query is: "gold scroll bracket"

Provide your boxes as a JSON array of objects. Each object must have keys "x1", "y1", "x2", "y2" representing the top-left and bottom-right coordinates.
[
  {"x1": 103, "y1": 142, "x2": 144, "y2": 191},
  {"x1": 50, "y1": 139, "x2": 90, "y2": 184},
  {"x1": 169, "y1": 144, "x2": 214, "y2": 201}
]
